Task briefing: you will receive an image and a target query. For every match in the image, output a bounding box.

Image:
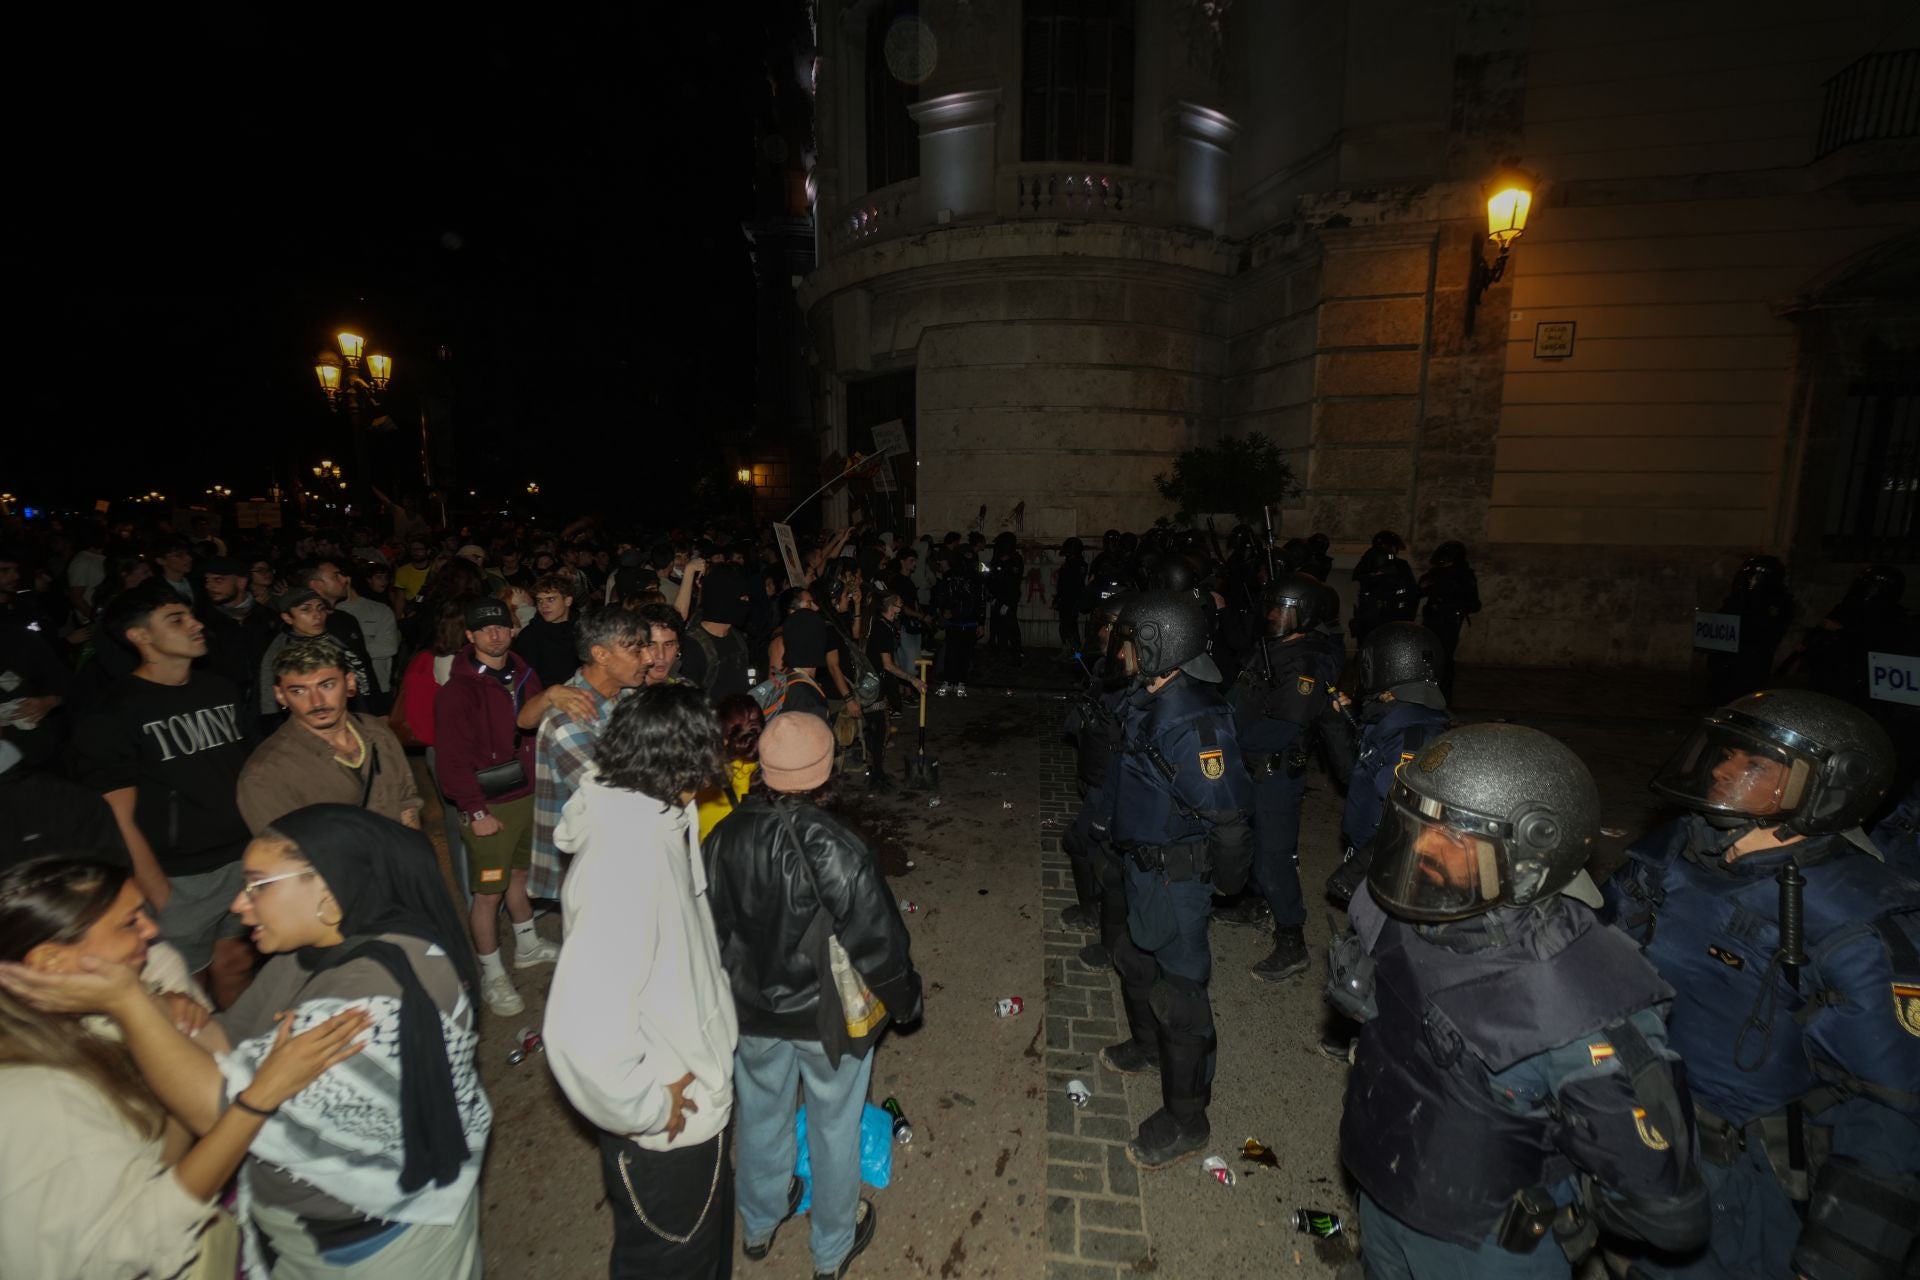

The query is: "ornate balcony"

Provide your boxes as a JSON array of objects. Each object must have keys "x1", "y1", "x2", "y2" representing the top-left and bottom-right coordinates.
[
  {"x1": 1000, "y1": 164, "x2": 1171, "y2": 222},
  {"x1": 822, "y1": 178, "x2": 922, "y2": 258}
]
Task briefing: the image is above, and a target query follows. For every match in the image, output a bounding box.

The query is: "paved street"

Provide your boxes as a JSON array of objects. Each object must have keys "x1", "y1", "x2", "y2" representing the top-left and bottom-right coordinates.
[{"x1": 457, "y1": 660, "x2": 1699, "y2": 1279}]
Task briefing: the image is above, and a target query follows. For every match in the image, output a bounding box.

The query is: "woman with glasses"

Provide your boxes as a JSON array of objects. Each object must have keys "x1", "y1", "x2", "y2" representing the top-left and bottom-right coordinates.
[
  {"x1": 0, "y1": 806, "x2": 491, "y2": 1277},
  {"x1": 0, "y1": 856, "x2": 370, "y2": 1280}
]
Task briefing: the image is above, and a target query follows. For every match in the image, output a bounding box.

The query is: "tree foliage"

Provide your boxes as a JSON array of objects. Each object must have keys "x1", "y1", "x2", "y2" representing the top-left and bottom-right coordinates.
[{"x1": 1153, "y1": 432, "x2": 1300, "y2": 524}]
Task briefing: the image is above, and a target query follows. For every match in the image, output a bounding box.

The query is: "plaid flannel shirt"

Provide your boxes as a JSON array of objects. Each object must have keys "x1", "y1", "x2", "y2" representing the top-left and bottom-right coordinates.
[{"x1": 529, "y1": 672, "x2": 622, "y2": 899}]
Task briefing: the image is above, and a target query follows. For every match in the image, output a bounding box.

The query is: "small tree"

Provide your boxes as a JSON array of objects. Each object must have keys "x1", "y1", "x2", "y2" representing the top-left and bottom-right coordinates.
[{"x1": 1154, "y1": 432, "x2": 1300, "y2": 525}]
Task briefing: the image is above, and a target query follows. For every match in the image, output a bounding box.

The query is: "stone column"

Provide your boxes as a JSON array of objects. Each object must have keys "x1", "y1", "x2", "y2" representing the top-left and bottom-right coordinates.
[
  {"x1": 1165, "y1": 101, "x2": 1239, "y2": 235},
  {"x1": 909, "y1": 88, "x2": 1002, "y2": 220}
]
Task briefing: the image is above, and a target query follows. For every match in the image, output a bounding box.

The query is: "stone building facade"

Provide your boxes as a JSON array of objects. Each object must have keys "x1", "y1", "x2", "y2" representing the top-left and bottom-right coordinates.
[{"x1": 796, "y1": 0, "x2": 1920, "y2": 667}]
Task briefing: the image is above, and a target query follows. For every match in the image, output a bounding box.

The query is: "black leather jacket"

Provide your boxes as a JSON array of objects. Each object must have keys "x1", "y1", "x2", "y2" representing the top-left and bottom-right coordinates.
[{"x1": 703, "y1": 794, "x2": 922, "y2": 1043}]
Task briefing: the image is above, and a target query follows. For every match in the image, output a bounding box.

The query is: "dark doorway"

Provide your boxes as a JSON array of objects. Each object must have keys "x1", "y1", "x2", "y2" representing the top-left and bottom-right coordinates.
[{"x1": 846, "y1": 368, "x2": 917, "y2": 534}]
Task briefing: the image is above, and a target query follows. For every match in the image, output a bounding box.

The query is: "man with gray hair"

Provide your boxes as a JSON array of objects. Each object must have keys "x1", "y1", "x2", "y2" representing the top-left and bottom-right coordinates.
[{"x1": 529, "y1": 606, "x2": 658, "y2": 899}]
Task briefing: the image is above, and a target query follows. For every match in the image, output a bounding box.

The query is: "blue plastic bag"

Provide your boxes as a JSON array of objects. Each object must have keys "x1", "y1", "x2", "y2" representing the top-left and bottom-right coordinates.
[{"x1": 792, "y1": 1102, "x2": 895, "y2": 1213}]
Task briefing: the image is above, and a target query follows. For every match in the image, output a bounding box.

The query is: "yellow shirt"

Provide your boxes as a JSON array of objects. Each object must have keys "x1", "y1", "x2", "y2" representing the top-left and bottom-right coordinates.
[
  {"x1": 395, "y1": 561, "x2": 431, "y2": 602},
  {"x1": 696, "y1": 759, "x2": 759, "y2": 842}
]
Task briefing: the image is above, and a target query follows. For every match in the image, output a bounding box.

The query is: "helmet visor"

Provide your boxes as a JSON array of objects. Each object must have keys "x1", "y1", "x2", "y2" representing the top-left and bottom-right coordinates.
[
  {"x1": 1366, "y1": 786, "x2": 1509, "y2": 921},
  {"x1": 1650, "y1": 720, "x2": 1815, "y2": 822}
]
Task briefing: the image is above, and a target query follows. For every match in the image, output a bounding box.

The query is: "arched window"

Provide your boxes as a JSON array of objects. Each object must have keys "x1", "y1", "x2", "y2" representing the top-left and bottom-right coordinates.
[
  {"x1": 1021, "y1": 0, "x2": 1135, "y2": 164},
  {"x1": 865, "y1": 1, "x2": 921, "y2": 191}
]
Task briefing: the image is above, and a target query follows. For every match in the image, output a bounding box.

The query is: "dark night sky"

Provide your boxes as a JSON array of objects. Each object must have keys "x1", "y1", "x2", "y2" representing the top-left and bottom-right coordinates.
[{"x1": 10, "y1": 4, "x2": 801, "y2": 517}]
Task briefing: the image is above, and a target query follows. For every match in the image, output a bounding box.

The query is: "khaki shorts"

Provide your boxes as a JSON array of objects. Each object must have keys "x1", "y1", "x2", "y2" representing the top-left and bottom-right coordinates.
[{"x1": 464, "y1": 795, "x2": 534, "y2": 894}]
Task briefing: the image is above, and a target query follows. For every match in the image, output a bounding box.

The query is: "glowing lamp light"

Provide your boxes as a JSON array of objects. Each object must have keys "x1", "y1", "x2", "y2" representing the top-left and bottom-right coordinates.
[
  {"x1": 367, "y1": 353, "x2": 392, "y2": 390},
  {"x1": 1486, "y1": 185, "x2": 1532, "y2": 247},
  {"x1": 736, "y1": 467, "x2": 753, "y2": 484},
  {"x1": 314, "y1": 362, "x2": 343, "y2": 403},
  {"x1": 336, "y1": 332, "x2": 366, "y2": 366}
]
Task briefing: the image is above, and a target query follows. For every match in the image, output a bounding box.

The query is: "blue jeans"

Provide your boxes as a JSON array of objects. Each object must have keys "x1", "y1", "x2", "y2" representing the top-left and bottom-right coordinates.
[
  {"x1": 733, "y1": 1036, "x2": 875, "y2": 1273},
  {"x1": 1358, "y1": 1192, "x2": 1569, "y2": 1280}
]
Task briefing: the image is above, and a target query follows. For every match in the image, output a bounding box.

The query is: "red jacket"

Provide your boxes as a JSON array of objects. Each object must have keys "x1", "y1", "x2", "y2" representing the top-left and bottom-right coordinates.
[{"x1": 433, "y1": 645, "x2": 542, "y2": 815}]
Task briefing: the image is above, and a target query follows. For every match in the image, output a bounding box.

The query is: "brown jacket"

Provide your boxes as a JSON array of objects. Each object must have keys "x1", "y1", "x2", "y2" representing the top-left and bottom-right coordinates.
[{"x1": 236, "y1": 713, "x2": 423, "y2": 834}]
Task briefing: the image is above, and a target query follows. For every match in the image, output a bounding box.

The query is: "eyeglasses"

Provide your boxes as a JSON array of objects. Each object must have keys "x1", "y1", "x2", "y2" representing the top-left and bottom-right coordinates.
[{"x1": 240, "y1": 870, "x2": 316, "y2": 898}]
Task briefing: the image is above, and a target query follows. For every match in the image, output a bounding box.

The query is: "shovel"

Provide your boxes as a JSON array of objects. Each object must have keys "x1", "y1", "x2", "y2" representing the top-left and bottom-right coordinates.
[{"x1": 904, "y1": 655, "x2": 940, "y2": 789}]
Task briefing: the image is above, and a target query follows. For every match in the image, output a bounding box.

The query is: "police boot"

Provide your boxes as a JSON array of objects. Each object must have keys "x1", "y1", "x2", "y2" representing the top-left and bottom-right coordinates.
[
  {"x1": 1324, "y1": 850, "x2": 1369, "y2": 908},
  {"x1": 1126, "y1": 1031, "x2": 1210, "y2": 1171},
  {"x1": 1251, "y1": 924, "x2": 1310, "y2": 982},
  {"x1": 1099, "y1": 985, "x2": 1160, "y2": 1076}
]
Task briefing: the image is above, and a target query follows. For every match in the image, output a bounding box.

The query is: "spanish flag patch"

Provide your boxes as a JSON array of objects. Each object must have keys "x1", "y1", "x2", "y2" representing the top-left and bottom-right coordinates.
[{"x1": 1587, "y1": 1043, "x2": 1615, "y2": 1066}]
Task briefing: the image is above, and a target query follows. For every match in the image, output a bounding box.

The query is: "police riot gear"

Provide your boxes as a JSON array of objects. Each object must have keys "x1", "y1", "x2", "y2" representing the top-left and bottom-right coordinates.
[
  {"x1": 1094, "y1": 669, "x2": 1253, "y2": 1170},
  {"x1": 1650, "y1": 689, "x2": 1896, "y2": 837},
  {"x1": 1264, "y1": 573, "x2": 1326, "y2": 637},
  {"x1": 1606, "y1": 813, "x2": 1920, "y2": 1279},
  {"x1": 1339, "y1": 728, "x2": 1709, "y2": 1274},
  {"x1": 1357, "y1": 621, "x2": 1449, "y2": 697},
  {"x1": 1114, "y1": 590, "x2": 1220, "y2": 683},
  {"x1": 1368, "y1": 724, "x2": 1604, "y2": 922},
  {"x1": 1324, "y1": 691, "x2": 1451, "y2": 908}
]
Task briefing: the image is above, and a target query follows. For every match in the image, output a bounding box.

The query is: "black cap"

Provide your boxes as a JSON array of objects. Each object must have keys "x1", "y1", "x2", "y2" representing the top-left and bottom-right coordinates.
[{"x1": 464, "y1": 598, "x2": 513, "y2": 631}]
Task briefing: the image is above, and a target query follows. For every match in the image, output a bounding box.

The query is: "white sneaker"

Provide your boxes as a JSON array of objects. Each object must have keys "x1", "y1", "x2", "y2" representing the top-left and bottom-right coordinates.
[
  {"x1": 936, "y1": 683, "x2": 953, "y2": 697},
  {"x1": 481, "y1": 972, "x2": 525, "y2": 1016},
  {"x1": 513, "y1": 934, "x2": 561, "y2": 969},
  {"x1": 955, "y1": 684, "x2": 969, "y2": 698}
]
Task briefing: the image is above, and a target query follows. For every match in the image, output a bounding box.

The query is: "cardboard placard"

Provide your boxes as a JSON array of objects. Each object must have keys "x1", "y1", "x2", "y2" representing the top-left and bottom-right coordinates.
[
  {"x1": 773, "y1": 522, "x2": 806, "y2": 589},
  {"x1": 871, "y1": 419, "x2": 910, "y2": 458}
]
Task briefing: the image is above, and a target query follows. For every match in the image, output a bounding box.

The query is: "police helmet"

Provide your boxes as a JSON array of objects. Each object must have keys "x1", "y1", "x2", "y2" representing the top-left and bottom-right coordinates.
[
  {"x1": 1086, "y1": 579, "x2": 1130, "y2": 629},
  {"x1": 1650, "y1": 689, "x2": 1895, "y2": 837},
  {"x1": 1358, "y1": 621, "x2": 1448, "y2": 696},
  {"x1": 1844, "y1": 564, "x2": 1907, "y2": 612},
  {"x1": 1368, "y1": 724, "x2": 1602, "y2": 922},
  {"x1": 1113, "y1": 589, "x2": 1220, "y2": 683},
  {"x1": 1733, "y1": 554, "x2": 1786, "y2": 595},
  {"x1": 1263, "y1": 573, "x2": 1325, "y2": 636},
  {"x1": 1279, "y1": 538, "x2": 1310, "y2": 573},
  {"x1": 1150, "y1": 553, "x2": 1203, "y2": 597}
]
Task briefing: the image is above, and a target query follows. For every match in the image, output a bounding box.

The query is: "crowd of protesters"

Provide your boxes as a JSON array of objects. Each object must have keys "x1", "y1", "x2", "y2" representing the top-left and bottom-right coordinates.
[{"x1": 0, "y1": 507, "x2": 942, "y2": 1279}]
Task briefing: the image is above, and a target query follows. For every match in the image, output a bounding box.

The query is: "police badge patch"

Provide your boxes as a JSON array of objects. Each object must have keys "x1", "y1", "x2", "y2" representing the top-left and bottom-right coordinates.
[
  {"x1": 1895, "y1": 983, "x2": 1920, "y2": 1038},
  {"x1": 1199, "y1": 749, "x2": 1225, "y2": 780},
  {"x1": 1632, "y1": 1107, "x2": 1670, "y2": 1151},
  {"x1": 1296, "y1": 675, "x2": 1316, "y2": 696}
]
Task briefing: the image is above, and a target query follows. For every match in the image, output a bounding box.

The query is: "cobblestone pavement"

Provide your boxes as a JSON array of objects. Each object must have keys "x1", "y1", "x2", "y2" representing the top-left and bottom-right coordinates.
[{"x1": 443, "y1": 659, "x2": 1704, "y2": 1278}]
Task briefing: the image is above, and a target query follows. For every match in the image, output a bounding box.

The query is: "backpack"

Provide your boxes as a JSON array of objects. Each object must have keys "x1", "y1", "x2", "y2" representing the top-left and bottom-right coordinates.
[
  {"x1": 752, "y1": 669, "x2": 826, "y2": 717},
  {"x1": 828, "y1": 619, "x2": 885, "y2": 709}
]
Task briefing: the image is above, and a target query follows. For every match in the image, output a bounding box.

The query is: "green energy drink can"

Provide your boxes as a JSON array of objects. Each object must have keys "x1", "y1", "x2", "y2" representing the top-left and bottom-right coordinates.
[
  {"x1": 881, "y1": 1096, "x2": 913, "y2": 1145},
  {"x1": 1292, "y1": 1208, "x2": 1345, "y2": 1238}
]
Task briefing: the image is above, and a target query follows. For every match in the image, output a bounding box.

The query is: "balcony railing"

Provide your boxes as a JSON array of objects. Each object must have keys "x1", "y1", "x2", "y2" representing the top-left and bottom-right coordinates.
[
  {"x1": 1001, "y1": 164, "x2": 1170, "y2": 222},
  {"x1": 822, "y1": 178, "x2": 921, "y2": 257},
  {"x1": 1816, "y1": 48, "x2": 1920, "y2": 159}
]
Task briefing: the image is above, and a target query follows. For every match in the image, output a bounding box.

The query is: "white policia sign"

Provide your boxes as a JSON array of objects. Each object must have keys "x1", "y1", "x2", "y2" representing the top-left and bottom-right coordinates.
[
  {"x1": 1868, "y1": 652, "x2": 1920, "y2": 707},
  {"x1": 1692, "y1": 611, "x2": 1740, "y2": 654}
]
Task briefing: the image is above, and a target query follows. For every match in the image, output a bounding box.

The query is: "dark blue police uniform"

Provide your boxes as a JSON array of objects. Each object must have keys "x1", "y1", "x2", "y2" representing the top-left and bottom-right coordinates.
[
  {"x1": 1229, "y1": 628, "x2": 1344, "y2": 927},
  {"x1": 1606, "y1": 815, "x2": 1920, "y2": 1278},
  {"x1": 1099, "y1": 671, "x2": 1252, "y2": 1144},
  {"x1": 1342, "y1": 697, "x2": 1450, "y2": 855}
]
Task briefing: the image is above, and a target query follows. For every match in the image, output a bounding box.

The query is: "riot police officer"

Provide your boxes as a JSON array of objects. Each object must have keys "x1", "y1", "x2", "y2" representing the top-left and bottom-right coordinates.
[
  {"x1": 986, "y1": 531, "x2": 1025, "y2": 661},
  {"x1": 1060, "y1": 584, "x2": 1132, "y2": 969},
  {"x1": 1216, "y1": 573, "x2": 1347, "y2": 980},
  {"x1": 1704, "y1": 553, "x2": 1794, "y2": 706},
  {"x1": 1323, "y1": 621, "x2": 1453, "y2": 906},
  {"x1": 1605, "y1": 689, "x2": 1920, "y2": 1279},
  {"x1": 1334, "y1": 724, "x2": 1709, "y2": 1276},
  {"x1": 1093, "y1": 590, "x2": 1253, "y2": 1170}
]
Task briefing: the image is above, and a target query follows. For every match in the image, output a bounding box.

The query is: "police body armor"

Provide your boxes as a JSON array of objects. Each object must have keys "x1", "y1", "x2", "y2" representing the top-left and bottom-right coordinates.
[
  {"x1": 1342, "y1": 891, "x2": 1673, "y2": 1247},
  {"x1": 1229, "y1": 634, "x2": 1342, "y2": 761},
  {"x1": 1617, "y1": 821, "x2": 1920, "y2": 1127},
  {"x1": 1111, "y1": 677, "x2": 1234, "y2": 853},
  {"x1": 1345, "y1": 699, "x2": 1451, "y2": 845}
]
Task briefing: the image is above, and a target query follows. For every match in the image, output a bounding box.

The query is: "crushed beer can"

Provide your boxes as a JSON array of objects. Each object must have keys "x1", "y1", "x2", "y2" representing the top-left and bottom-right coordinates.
[
  {"x1": 1201, "y1": 1155, "x2": 1236, "y2": 1186},
  {"x1": 1292, "y1": 1208, "x2": 1345, "y2": 1237},
  {"x1": 508, "y1": 1025, "x2": 545, "y2": 1064},
  {"x1": 1064, "y1": 1079, "x2": 1091, "y2": 1108},
  {"x1": 927, "y1": 797, "x2": 943, "y2": 808},
  {"x1": 899, "y1": 899, "x2": 918, "y2": 913},
  {"x1": 994, "y1": 996, "x2": 1025, "y2": 1017}
]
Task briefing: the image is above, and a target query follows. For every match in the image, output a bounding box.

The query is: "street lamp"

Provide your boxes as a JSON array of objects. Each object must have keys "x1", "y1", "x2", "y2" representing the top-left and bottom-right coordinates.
[
  {"x1": 1466, "y1": 170, "x2": 1535, "y2": 334},
  {"x1": 526, "y1": 482, "x2": 541, "y2": 495},
  {"x1": 313, "y1": 333, "x2": 394, "y2": 409},
  {"x1": 736, "y1": 467, "x2": 753, "y2": 485}
]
